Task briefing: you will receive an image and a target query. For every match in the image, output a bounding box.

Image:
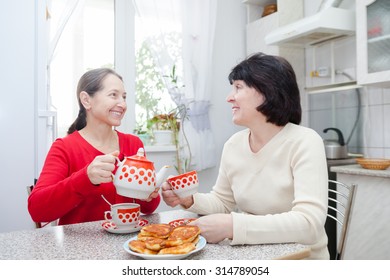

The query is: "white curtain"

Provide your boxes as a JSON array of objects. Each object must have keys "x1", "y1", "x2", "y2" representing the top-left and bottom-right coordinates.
[
  {"x1": 180, "y1": 0, "x2": 217, "y2": 171},
  {"x1": 134, "y1": 0, "x2": 217, "y2": 171}
]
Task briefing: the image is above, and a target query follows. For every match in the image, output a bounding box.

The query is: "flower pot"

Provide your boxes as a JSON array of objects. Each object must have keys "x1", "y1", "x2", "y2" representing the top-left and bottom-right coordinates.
[
  {"x1": 152, "y1": 130, "x2": 174, "y2": 146},
  {"x1": 137, "y1": 134, "x2": 151, "y2": 145}
]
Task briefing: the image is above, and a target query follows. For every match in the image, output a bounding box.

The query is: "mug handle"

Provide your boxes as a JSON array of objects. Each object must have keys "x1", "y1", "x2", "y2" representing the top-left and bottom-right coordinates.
[{"x1": 104, "y1": 211, "x2": 112, "y2": 221}]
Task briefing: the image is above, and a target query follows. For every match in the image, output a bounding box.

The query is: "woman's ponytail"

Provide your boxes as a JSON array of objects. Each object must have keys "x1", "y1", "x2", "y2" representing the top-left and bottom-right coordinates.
[{"x1": 66, "y1": 68, "x2": 122, "y2": 135}]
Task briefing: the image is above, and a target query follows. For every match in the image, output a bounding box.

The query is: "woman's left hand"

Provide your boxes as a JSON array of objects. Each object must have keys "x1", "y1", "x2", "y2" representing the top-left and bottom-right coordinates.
[
  {"x1": 190, "y1": 214, "x2": 233, "y2": 243},
  {"x1": 142, "y1": 187, "x2": 160, "y2": 202}
]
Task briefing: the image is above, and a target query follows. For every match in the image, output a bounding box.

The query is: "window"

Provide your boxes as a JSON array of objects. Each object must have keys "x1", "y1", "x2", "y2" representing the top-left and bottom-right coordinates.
[
  {"x1": 134, "y1": 2, "x2": 183, "y2": 136},
  {"x1": 49, "y1": 0, "x2": 115, "y2": 137},
  {"x1": 49, "y1": 0, "x2": 182, "y2": 139}
]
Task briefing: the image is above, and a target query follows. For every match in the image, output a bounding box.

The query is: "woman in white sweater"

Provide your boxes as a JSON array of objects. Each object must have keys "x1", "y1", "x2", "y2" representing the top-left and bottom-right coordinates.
[{"x1": 161, "y1": 52, "x2": 329, "y2": 259}]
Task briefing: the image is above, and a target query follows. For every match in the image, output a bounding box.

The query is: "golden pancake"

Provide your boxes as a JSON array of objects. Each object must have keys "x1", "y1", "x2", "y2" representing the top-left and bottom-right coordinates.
[
  {"x1": 128, "y1": 240, "x2": 157, "y2": 255},
  {"x1": 139, "y1": 223, "x2": 173, "y2": 239},
  {"x1": 165, "y1": 225, "x2": 200, "y2": 247},
  {"x1": 143, "y1": 236, "x2": 166, "y2": 251},
  {"x1": 192, "y1": 235, "x2": 200, "y2": 245},
  {"x1": 158, "y1": 242, "x2": 196, "y2": 255}
]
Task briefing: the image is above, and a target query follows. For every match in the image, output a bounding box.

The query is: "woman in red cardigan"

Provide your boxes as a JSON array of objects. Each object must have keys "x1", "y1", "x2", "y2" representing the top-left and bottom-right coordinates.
[{"x1": 28, "y1": 68, "x2": 160, "y2": 225}]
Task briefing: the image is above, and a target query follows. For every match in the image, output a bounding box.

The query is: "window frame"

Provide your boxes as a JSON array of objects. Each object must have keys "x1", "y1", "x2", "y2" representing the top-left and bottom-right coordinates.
[{"x1": 114, "y1": 0, "x2": 136, "y2": 133}]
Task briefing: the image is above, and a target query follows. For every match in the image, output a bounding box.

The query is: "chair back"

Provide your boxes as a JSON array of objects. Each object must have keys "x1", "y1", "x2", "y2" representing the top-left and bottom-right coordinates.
[
  {"x1": 27, "y1": 181, "x2": 55, "y2": 228},
  {"x1": 327, "y1": 180, "x2": 357, "y2": 260}
]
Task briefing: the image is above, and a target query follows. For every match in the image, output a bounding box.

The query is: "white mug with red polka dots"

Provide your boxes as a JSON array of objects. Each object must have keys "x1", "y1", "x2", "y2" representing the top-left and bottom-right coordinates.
[
  {"x1": 167, "y1": 170, "x2": 199, "y2": 198},
  {"x1": 104, "y1": 203, "x2": 140, "y2": 228}
]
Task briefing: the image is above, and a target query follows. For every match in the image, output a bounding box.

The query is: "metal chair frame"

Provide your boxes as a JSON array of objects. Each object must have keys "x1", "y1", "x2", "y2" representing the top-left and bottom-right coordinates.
[{"x1": 327, "y1": 179, "x2": 357, "y2": 260}]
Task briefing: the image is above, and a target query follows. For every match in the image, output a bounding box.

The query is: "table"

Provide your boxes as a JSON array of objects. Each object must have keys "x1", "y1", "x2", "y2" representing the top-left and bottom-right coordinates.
[{"x1": 0, "y1": 210, "x2": 310, "y2": 260}]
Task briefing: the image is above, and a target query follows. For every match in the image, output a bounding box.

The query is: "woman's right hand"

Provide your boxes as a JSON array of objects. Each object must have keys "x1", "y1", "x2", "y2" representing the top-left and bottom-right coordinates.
[
  {"x1": 87, "y1": 150, "x2": 119, "y2": 185},
  {"x1": 161, "y1": 181, "x2": 194, "y2": 208}
]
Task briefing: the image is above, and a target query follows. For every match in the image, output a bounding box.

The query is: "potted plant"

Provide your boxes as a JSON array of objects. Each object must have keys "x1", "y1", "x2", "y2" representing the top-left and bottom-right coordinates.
[
  {"x1": 147, "y1": 111, "x2": 180, "y2": 146},
  {"x1": 133, "y1": 120, "x2": 151, "y2": 146}
]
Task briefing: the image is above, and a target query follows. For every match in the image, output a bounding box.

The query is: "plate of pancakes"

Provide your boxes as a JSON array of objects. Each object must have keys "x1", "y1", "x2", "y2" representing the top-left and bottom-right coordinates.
[{"x1": 123, "y1": 223, "x2": 206, "y2": 260}]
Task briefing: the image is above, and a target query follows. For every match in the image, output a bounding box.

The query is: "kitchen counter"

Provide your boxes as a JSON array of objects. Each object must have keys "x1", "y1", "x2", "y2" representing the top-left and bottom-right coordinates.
[
  {"x1": 331, "y1": 165, "x2": 390, "y2": 259},
  {"x1": 331, "y1": 164, "x2": 390, "y2": 178},
  {"x1": 0, "y1": 210, "x2": 310, "y2": 260}
]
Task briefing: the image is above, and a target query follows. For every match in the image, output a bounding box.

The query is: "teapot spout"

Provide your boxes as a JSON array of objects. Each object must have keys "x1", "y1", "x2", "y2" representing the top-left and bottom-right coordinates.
[{"x1": 156, "y1": 165, "x2": 171, "y2": 186}]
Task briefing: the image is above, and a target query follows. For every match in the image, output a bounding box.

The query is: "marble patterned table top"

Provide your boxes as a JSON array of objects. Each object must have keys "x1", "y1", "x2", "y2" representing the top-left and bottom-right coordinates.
[{"x1": 0, "y1": 210, "x2": 309, "y2": 260}]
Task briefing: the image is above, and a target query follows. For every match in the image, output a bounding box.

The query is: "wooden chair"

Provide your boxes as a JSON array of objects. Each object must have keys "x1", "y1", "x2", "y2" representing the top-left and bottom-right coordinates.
[
  {"x1": 27, "y1": 181, "x2": 54, "y2": 228},
  {"x1": 327, "y1": 179, "x2": 357, "y2": 260}
]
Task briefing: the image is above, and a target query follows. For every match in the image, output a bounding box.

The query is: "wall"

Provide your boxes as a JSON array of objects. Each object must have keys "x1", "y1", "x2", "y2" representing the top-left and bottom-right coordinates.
[{"x1": 0, "y1": 0, "x2": 39, "y2": 232}]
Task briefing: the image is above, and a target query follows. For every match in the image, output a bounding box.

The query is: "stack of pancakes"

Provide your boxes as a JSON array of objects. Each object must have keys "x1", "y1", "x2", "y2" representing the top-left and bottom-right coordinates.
[{"x1": 128, "y1": 223, "x2": 201, "y2": 255}]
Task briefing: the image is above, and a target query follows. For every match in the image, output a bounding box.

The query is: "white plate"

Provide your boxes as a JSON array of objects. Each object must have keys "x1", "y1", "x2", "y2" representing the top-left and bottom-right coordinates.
[
  {"x1": 123, "y1": 235, "x2": 206, "y2": 260},
  {"x1": 101, "y1": 218, "x2": 148, "y2": 234}
]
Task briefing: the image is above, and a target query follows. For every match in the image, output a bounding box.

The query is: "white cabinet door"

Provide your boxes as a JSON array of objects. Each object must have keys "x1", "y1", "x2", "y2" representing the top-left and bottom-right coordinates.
[{"x1": 356, "y1": 0, "x2": 390, "y2": 87}]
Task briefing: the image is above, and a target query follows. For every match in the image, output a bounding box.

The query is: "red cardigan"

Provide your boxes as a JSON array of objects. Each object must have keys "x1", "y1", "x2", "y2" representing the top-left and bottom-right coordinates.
[{"x1": 28, "y1": 130, "x2": 160, "y2": 225}]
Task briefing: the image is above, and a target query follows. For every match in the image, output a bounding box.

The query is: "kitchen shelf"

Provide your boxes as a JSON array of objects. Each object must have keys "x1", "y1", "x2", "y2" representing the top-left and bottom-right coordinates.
[
  {"x1": 305, "y1": 81, "x2": 362, "y2": 94},
  {"x1": 242, "y1": 0, "x2": 276, "y2": 23},
  {"x1": 368, "y1": 34, "x2": 390, "y2": 44},
  {"x1": 242, "y1": 0, "x2": 275, "y2": 6}
]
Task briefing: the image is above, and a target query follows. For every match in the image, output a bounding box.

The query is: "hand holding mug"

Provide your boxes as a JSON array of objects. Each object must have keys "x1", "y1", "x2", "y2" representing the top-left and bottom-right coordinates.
[{"x1": 161, "y1": 181, "x2": 194, "y2": 209}]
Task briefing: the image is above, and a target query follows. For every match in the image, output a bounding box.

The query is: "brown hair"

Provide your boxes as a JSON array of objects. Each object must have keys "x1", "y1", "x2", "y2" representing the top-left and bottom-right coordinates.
[{"x1": 67, "y1": 68, "x2": 123, "y2": 134}]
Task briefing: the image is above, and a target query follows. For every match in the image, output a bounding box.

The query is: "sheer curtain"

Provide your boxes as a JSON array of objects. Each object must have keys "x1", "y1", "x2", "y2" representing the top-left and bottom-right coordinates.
[
  {"x1": 134, "y1": 0, "x2": 217, "y2": 171},
  {"x1": 181, "y1": 0, "x2": 217, "y2": 171}
]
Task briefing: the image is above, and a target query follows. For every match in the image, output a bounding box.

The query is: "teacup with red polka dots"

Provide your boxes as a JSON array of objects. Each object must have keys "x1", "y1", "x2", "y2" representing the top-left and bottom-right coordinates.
[
  {"x1": 104, "y1": 203, "x2": 140, "y2": 228},
  {"x1": 167, "y1": 170, "x2": 199, "y2": 198}
]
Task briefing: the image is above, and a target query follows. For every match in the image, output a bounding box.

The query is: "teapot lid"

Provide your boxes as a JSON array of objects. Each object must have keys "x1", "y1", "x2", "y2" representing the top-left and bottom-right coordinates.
[{"x1": 128, "y1": 148, "x2": 150, "y2": 162}]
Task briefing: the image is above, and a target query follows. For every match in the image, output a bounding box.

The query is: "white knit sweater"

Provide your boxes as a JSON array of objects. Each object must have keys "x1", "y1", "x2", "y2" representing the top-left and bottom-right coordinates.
[{"x1": 188, "y1": 123, "x2": 329, "y2": 259}]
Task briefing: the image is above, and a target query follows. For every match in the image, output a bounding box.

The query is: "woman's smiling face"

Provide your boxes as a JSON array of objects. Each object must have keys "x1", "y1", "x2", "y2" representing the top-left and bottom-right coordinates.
[
  {"x1": 87, "y1": 74, "x2": 127, "y2": 127},
  {"x1": 226, "y1": 80, "x2": 265, "y2": 126}
]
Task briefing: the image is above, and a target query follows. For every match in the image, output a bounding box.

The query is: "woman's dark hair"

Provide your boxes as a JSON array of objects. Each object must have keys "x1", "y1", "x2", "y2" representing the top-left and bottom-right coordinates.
[
  {"x1": 67, "y1": 68, "x2": 123, "y2": 134},
  {"x1": 228, "y1": 52, "x2": 301, "y2": 125}
]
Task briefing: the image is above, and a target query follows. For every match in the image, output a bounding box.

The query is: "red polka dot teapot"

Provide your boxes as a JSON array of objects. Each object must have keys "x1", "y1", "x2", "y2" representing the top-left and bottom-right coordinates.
[{"x1": 113, "y1": 148, "x2": 170, "y2": 199}]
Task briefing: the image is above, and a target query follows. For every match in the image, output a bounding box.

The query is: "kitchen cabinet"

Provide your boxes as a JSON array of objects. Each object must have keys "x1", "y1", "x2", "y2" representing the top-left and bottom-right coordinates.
[
  {"x1": 356, "y1": 0, "x2": 390, "y2": 87},
  {"x1": 243, "y1": 0, "x2": 279, "y2": 55},
  {"x1": 330, "y1": 164, "x2": 390, "y2": 259},
  {"x1": 243, "y1": 0, "x2": 276, "y2": 23}
]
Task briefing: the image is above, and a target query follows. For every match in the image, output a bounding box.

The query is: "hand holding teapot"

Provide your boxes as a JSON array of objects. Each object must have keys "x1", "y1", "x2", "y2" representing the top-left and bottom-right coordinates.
[
  {"x1": 112, "y1": 148, "x2": 170, "y2": 199},
  {"x1": 87, "y1": 150, "x2": 119, "y2": 185}
]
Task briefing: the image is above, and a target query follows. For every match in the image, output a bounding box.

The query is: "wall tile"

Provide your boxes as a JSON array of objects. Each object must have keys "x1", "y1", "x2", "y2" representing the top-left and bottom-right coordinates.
[
  {"x1": 363, "y1": 105, "x2": 384, "y2": 148},
  {"x1": 384, "y1": 105, "x2": 390, "y2": 150},
  {"x1": 367, "y1": 86, "x2": 383, "y2": 105}
]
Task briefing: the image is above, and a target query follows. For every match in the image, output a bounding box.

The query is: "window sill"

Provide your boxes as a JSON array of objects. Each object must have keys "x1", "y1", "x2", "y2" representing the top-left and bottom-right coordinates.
[{"x1": 144, "y1": 145, "x2": 176, "y2": 153}]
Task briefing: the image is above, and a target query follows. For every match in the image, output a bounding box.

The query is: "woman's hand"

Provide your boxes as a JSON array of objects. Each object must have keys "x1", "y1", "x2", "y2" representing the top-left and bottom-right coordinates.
[
  {"x1": 87, "y1": 150, "x2": 119, "y2": 185},
  {"x1": 141, "y1": 187, "x2": 160, "y2": 202},
  {"x1": 161, "y1": 181, "x2": 194, "y2": 208},
  {"x1": 190, "y1": 214, "x2": 233, "y2": 244}
]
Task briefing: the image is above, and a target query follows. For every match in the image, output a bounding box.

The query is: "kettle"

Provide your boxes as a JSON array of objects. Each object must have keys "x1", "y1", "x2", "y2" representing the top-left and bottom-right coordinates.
[
  {"x1": 112, "y1": 148, "x2": 170, "y2": 199},
  {"x1": 323, "y1": 127, "x2": 348, "y2": 159}
]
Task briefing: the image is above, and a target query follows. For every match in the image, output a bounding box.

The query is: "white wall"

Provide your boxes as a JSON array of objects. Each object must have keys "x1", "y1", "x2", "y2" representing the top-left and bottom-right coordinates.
[{"x1": 0, "y1": 0, "x2": 39, "y2": 232}]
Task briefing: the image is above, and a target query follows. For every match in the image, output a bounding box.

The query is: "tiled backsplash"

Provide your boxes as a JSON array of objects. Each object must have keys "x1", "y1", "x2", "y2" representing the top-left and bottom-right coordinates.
[{"x1": 308, "y1": 86, "x2": 390, "y2": 159}]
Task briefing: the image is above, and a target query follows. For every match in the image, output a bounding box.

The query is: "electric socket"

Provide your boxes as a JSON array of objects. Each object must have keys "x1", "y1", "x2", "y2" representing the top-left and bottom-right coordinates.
[{"x1": 317, "y1": 67, "x2": 330, "y2": 77}]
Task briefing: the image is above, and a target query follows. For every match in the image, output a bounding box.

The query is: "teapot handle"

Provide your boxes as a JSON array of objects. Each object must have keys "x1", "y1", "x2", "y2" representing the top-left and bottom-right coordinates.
[{"x1": 111, "y1": 156, "x2": 123, "y2": 182}]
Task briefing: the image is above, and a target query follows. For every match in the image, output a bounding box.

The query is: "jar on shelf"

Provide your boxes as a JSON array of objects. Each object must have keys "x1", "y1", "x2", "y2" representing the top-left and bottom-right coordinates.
[{"x1": 262, "y1": 4, "x2": 277, "y2": 17}]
